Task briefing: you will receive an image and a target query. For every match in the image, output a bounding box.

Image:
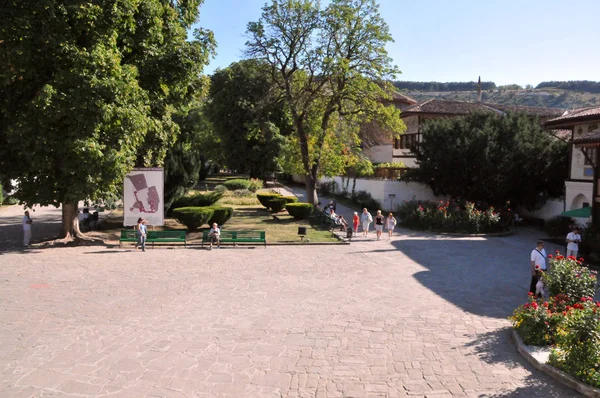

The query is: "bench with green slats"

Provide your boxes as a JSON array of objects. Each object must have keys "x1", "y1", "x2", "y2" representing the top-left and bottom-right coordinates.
[
  {"x1": 119, "y1": 230, "x2": 187, "y2": 247},
  {"x1": 201, "y1": 230, "x2": 266, "y2": 248}
]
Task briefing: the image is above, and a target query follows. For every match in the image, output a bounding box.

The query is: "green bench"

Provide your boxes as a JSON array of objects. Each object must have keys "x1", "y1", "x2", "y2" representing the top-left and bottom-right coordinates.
[
  {"x1": 201, "y1": 230, "x2": 266, "y2": 248},
  {"x1": 119, "y1": 230, "x2": 187, "y2": 248}
]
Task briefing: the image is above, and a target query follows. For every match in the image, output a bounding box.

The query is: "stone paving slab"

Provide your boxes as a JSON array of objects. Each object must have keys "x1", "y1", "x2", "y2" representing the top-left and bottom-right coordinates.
[{"x1": 0, "y1": 232, "x2": 580, "y2": 397}]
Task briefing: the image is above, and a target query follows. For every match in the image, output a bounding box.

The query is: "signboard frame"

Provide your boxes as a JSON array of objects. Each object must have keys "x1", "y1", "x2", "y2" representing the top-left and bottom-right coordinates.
[{"x1": 123, "y1": 168, "x2": 164, "y2": 226}]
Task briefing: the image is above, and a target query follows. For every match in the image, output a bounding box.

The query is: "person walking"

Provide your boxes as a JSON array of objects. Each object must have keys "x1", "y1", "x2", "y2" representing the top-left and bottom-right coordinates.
[
  {"x1": 530, "y1": 241, "x2": 547, "y2": 296},
  {"x1": 135, "y1": 217, "x2": 147, "y2": 252},
  {"x1": 566, "y1": 227, "x2": 581, "y2": 258},
  {"x1": 374, "y1": 210, "x2": 384, "y2": 240},
  {"x1": 352, "y1": 212, "x2": 360, "y2": 234},
  {"x1": 360, "y1": 208, "x2": 373, "y2": 237},
  {"x1": 386, "y1": 212, "x2": 397, "y2": 240},
  {"x1": 22, "y1": 210, "x2": 33, "y2": 246}
]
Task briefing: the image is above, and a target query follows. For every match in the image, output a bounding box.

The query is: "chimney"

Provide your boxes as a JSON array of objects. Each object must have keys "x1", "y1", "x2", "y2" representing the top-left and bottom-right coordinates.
[{"x1": 477, "y1": 76, "x2": 482, "y2": 103}]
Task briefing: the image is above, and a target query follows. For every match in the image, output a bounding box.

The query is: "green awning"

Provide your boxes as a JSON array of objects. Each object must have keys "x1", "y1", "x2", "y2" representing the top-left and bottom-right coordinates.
[{"x1": 560, "y1": 207, "x2": 592, "y2": 218}]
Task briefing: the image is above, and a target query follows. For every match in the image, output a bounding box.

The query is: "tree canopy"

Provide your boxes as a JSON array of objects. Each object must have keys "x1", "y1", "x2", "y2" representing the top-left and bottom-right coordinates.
[
  {"x1": 245, "y1": 0, "x2": 404, "y2": 204},
  {"x1": 394, "y1": 81, "x2": 497, "y2": 92},
  {"x1": 0, "y1": 0, "x2": 215, "y2": 238},
  {"x1": 405, "y1": 112, "x2": 569, "y2": 210}
]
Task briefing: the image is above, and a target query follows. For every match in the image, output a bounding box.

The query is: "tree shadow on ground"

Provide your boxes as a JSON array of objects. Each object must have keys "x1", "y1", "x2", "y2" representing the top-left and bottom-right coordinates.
[{"x1": 487, "y1": 374, "x2": 582, "y2": 397}]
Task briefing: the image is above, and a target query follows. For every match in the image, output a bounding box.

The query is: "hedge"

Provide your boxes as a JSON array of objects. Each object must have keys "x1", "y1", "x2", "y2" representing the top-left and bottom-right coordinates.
[
  {"x1": 286, "y1": 203, "x2": 313, "y2": 219},
  {"x1": 282, "y1": 196, "x2": 298, "y2": 204},
  {"x1": 224, "y1": 179, "x2": 251, "y2": 190},
  {"x1": 257, "y1": 193, "x2": 282, "y2": 209},
  {"x1": 207, "y1": 206, "x2": 234, "y2": 226},
  {"x1": 267, "y1": 197, "x2": 288, "y2": 213},
  {"x1": 172, "y1": 207, "x2": 214, "y2": 231},
  {"x1": 169, "y1": 191, "x2": 223, "y2": 213},
  {"x1": 0, "y1": 183, "x2": 3, "y2": 205}
]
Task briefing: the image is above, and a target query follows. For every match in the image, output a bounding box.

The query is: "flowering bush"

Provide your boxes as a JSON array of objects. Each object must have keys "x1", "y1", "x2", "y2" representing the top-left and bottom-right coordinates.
[
  {"x1": 542, "y1": 254, "x2": 598, "y2": 304},
  {"x1": 396, "y1": 199, "x2": 503, "y2": 234},
  {"x1": 510, "y1": 294, "x2": 568, "y2": 345},
  {"x1": 549, "y1": 298, "x2": 600, "y2": 388}
]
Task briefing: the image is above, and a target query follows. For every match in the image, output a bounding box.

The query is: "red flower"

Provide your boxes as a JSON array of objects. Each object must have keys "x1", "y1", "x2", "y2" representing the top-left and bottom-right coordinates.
[
  {"x1": 579, "y1": 257, "x2": 585, "y2": 262},
  {"x1": 543, "y1": 302, "x2": 549, "y2": 307},
  {"x1": 556, "y1": 250, "x2": 560, "y2": 254},
  {"x1": 548, "y1": 254, "x2": 553, "y2": 259},
  {"x1": 568, "y1": 255, "x2": 576, "y2": 260},
  {"x1": 563, "y1": 311, "x2": 567, "y2": 315},
  {"x1": 528, "y1": 292, "x2": 534, "y2": 296}
]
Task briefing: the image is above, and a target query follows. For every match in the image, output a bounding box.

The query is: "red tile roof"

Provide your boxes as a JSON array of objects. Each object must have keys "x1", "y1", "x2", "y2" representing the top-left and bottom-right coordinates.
[
  {"x1": 402, "y1": 99, "x2": 494, "y2": 116},
  {"x1": 546, "y1": 106, "x2": 600, "y2": 126},
  {"x1": 573, "y1": 128, "x2": 600, "y2": 147},
  {"x1": 483, "y1": 103, "x2": 565, "y2": 118}
]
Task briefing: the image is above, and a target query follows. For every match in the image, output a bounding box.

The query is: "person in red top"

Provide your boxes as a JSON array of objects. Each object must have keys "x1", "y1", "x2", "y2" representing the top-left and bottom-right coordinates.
[{"x1": 352, "y1": 212, "x2": 360, "y2": 234}]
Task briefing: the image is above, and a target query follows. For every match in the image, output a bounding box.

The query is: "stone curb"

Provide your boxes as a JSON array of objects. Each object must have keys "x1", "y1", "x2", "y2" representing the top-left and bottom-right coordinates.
[
  {"x1": 402, "y1": 228, "x2": 513, "y2": 238},
  {"x1": 511, "y1": 329, "x2": 600, "y2": 397}
]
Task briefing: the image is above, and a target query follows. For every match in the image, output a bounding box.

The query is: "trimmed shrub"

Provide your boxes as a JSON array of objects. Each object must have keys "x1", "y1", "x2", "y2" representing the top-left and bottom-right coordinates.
[
  {"x1": 214, "y1": 185, "x2": 228, "y2": 194},
  {"x1": 257, "y1": 193, "x2": 282, "y2": 209},
  {"x1": 169, "y1": 191, "x2": 223, "y2": 213},
  {"x1": 248, "y1": 178, "x2": 263, "y2": 193},
  {"x1": 172, "y1": 207, "x2": 214, "y2": 231},
  {"x1": 282, "y1": 196, "x2": 298, "y2": 204},
  {"x1": 267, "y1": 197, "x2": 287, "y2": 213},
  {"x1": 286, "y1": 203, "x2": 313, "y2": 219},
  {"x1": 207, "y1": 206, "x2": 234, "y2": 226},
  {"x1": 224, "y1": 179, "x2": 251, "y2": 190},
  {"x1": 543, "y1": 216, "x2": 573, "y2": 237}
]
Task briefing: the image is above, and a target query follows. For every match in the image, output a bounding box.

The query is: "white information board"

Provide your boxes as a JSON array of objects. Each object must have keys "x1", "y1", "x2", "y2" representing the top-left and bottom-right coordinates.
[{"x1": 123, "y1": 168, "x2": 164, "y2": 226}]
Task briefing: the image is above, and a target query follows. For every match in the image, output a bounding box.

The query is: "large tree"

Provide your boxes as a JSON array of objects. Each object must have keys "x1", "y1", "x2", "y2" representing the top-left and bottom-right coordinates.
[
  {"x1": 206, "y1": 59, "x2": 289, "y2": 178},
  {"x1": 0, "y1": 0, "x2": 215, "y2": 239},
  {"x1": 246, "y1": 0, "x2": 404, "y2": 204},
  {"x1": 405, "y1": 112, "x2": 569, "y2": 210}
]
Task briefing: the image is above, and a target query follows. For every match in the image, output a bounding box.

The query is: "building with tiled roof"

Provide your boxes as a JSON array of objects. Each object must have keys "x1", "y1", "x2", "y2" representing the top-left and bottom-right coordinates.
[{"x1": 544, "y1": 106, "x2": 600, "y2": 219}]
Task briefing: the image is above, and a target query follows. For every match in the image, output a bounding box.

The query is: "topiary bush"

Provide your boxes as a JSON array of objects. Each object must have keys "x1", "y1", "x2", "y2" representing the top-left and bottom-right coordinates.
[
  {"x1": 257, "y1": 193, "x2": 282, "y2": 209},
  {"x1": 172, "y1": 207, "x2": 214, "y2": 231},
  {"x1": 248, "y1": 178, "x2": 263, "y2": 192},
  {"x1": 169, "y1": 191, "x2": 223, "y2": 214},
  {"x1": 267, "y1": 197, "x2": 288, "y2": 213},
  {"x1": 207, "y1": 206, "x2": 234, "y2": 226},
  {"x1": 282, "y1": 196, "x2": 298, "y2": 204},
  {"x1": 224, "y1": 179, "x2": 251, "y2": 190},
  {"x1": 286, "y1": 203, "x2": 313, "y2": 219},
  {"x1": 214, "y1": 184, "x2": 228, "y2": 194}
]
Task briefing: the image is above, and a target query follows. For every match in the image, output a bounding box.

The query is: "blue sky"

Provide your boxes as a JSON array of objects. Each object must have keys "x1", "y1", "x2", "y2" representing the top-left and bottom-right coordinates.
[{"x1": 194, "y1": 0, "x2": 600, "y2": 86}]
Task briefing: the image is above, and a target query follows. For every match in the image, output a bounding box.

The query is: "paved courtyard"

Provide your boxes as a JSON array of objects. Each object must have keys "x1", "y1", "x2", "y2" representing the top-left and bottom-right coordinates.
[{"x1": 0, "y1": 229, "x2": 581, "y2": 397}]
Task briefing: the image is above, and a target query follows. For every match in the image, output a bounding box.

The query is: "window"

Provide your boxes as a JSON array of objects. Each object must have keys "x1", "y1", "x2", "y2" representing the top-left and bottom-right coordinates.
[
  {"x1": 394, "y1": 133, "x2": 418, "y2": 150},
  {"x1": 584, "y1": 148, "x2": 596, "y2": 166},
  {"x1": 588, "y1": 123, "x2": 599, "y2": 132}
]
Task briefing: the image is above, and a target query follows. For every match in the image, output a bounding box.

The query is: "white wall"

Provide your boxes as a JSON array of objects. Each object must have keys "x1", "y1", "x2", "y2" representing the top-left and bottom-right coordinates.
[{"x1": 519, "y1": 199, "x2": 565, "y2": 221}]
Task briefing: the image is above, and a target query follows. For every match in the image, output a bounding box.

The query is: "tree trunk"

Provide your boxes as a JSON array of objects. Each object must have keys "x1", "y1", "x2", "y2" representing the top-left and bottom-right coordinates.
[
  {"x1": 305, "y1": 175, "x2": 319, "y2": 207},
  {"x1": 60, "y1": 201, "x2": 84, "y2": 240}
]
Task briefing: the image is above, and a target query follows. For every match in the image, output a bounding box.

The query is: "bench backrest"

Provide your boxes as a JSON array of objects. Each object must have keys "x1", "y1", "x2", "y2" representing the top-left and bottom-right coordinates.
[
  {"x1": 148, "y1": 230, "x2": 186, "y2": 239},
  {"x1": 202, "y1": 230, "x2": 265, "y2": 240},
  {"x1": 120, "y1": 230, "x2": 137, "y2": 239}
]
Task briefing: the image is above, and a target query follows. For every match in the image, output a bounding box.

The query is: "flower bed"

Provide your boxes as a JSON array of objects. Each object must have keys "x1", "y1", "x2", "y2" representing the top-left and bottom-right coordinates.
[
  {"x1": 396, "y1": 199, "x2": 507, "y2": 234},
  {"x1": 510, "y1": 254, "x2": 600, "y2": 388}
]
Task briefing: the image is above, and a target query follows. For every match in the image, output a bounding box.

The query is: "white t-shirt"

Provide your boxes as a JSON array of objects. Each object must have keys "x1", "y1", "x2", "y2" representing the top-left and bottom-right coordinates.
[
  {"x1": 209, "y1": 227, "x2": 220, "y2": 237},
  {"x1": 530, "y1": 248, "x2": 547, "y2": 270},
  {"x1": 566, "y1": 232, "x2": 581, "y2": 252},
  {"x1": 22, "y1": 216, "x2": 32, "y2": 231}
]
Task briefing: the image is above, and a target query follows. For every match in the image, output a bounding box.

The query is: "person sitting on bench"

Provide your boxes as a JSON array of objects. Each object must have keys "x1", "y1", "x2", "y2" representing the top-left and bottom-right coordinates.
[
  {"x1": 336, "y1": 215, "x2": 348, "y2": 230},
  {"x1": 209, "y1": 222, "x2": 221, "y2": 250}
]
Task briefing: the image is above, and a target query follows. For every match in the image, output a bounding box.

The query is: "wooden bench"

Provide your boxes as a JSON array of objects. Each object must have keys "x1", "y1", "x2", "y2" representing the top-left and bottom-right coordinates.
[
  {"x1": 119, "y1": 230, "x2": 187, "y2": 247},
  {"x1": 201, "y1": 230, "x2": 266, "y2": 248}
]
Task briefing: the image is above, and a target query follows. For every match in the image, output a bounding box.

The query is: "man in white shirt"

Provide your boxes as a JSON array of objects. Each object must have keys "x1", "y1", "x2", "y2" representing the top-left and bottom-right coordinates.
[
  {"x1": 209, "y1": 223, "x2": 220, "y2": 250},
  {"x1": 529, "y1": 241, "x2": 547, "y2": 296},
  {"x1": 22, "y1": 211, "x2": 32, "y2": 246},
  {"x1": 566, "y1": 227, "x2": 581, "y2": 259}
]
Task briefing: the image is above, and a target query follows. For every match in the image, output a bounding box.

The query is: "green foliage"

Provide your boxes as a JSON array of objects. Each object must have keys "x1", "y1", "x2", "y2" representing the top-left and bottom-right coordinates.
[
  {"x1": 207, "y1": 60, "x2": 288, "y2": 178},
  {"x1": 537, "y1": 80, "x2": 600, "y2": 93},
  {"x1": 406, "y1": 112, "x2": 569, "y2": 210},
  {"x1": 374, "y1": 162, "x2": 406, "y2": 169},
  {"x1": 319, "y1": 181, "x2": 337, "y2": 196},
  {"x1": 214, "y1": 185, "x2": 228, "y2": 194},
  {"x1": 233, "y1": 189, "x2": 253, "y2": 197},
  {"x1": 0, "y1": 0, "x2": 216, "y2": 235},
  {"x1": 172, "y1": 207, "x2": 214, "y2": 231},
  {"x1": 257, "y1": 193, "x2": 282, "y2": 209},
  {"x1": 351, "y1": 191, "x2": 381, "y2": 212},
  {"x1": 542, "y1": 256, "x2": 598, "y2": 303},
  {"x1": 396, "y1": 200, "x2": 504, "y2": 234},
  {"x1": 246, "y1": 0, "x2": 404, "y2": 205},
  {"x1": 267, "y1": 198, "x2": 288, "y2": 213},
  {"x1": 286, "y1": 203, "x2": 314, "y2": 219},
  {"x1": 282, "y1": 196, "x2": 299, "y2": 204},
  {"x1": 543, "y1": 217, "x2": 574, "y2": 237},
  {"x1": 510, "y1": 295, "x2": 569, "y2": 345},
  {"x1": 0, "y1": 183, "x2": 3, "y2": 205},
  {"x1": 224, "y1": 179, "x2": 251, "y2": 191},
  {"x1": 207, "y1": 206, "x2": 234, "y2": 226},
  {"x1": 394, "y1": 81, "x2": 497, "y2": 92},
  {"x1": 247, "y1": 178, "x2": 264, "y2": 193},
  {"x1": 169, "y1": 192, "x2": 223, "y2": 213}
]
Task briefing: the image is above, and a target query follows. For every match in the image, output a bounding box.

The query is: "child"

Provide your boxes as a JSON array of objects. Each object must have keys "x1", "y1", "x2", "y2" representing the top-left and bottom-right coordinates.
[
  {"x1": 534, "y1": 265, "x2": 545, "y2": 298},
  {"x1": 352, "y1": 212, "x2": 359, "y2": 234},
  {"x1": 386, "y1": 213, "x2": 397, "y2": 240}
]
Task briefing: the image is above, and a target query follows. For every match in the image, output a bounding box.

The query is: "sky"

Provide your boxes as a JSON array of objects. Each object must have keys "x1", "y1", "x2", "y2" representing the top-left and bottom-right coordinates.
[{"x1": 194, "y1": 0, "x2": 600, "y2": 86}]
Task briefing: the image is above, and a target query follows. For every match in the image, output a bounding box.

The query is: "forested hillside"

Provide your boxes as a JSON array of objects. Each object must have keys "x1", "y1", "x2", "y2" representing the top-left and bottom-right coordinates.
[{"x1": 396, "y1": 80, "x2": 600, "y2": 109}]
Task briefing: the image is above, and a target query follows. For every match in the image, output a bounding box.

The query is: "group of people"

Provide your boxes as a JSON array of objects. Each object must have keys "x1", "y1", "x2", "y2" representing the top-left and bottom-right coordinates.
[
  {"x1": 529, "y1": 226, "x2": 582, "y2": 297},
  {"x1": 351, "y1": 208, "x2": 397, "y2": 240}
]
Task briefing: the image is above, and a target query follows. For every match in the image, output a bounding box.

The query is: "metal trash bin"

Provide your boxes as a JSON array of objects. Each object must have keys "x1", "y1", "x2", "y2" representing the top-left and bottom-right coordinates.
[{"x1": 346, "y1": 227, "x2": 353, "y2": 239}]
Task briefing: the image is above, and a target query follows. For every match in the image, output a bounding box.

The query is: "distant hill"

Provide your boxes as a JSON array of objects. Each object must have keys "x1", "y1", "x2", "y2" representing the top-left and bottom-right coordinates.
[{"x1": 395, "y1": 80, "x2": 600, "y2": 110}]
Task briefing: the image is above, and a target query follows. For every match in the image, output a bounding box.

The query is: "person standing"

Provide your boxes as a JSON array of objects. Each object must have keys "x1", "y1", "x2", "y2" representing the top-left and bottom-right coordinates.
[
  {"x1": 352, "y1": 212, "x2": 360, "y2": 234},
  {"x1": 22, "y1": 210, "x2": 33, "y2": 246},
  {"x1": 360, "y1": 208, "x2": 373, "y2": 237},
  {"x1": 566, "y1": 227, "x2": 581, "y2": 258},
  {"x1": 386, "y1": 212, "x2": 397, "y2": 240},
  {"x1": 530, "y1": 241, "x2": 547, "y2": 296},
  {"x1": 374, "y1": 210, "x2": 384, "y2": 240},
  {"x1": 135, "y1": 217, "x2": 147, "y2": 252}
]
